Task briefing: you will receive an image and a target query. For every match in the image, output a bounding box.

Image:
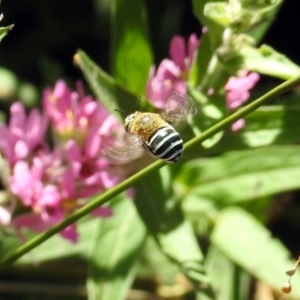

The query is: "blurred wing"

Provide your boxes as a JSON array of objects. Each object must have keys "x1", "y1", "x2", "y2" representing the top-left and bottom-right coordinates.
[
  {"x1": 160, "y1": 90, "x2": 197, "y2": 123},
  {"x1": 102, "y1": 133, "x2": 144, "y2": 164}
]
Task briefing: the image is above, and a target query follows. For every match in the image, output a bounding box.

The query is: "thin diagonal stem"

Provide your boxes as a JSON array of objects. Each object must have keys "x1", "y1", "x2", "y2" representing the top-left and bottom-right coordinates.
[{"x1": 1, "y1": 74, "x2": 300, "y2": 270}]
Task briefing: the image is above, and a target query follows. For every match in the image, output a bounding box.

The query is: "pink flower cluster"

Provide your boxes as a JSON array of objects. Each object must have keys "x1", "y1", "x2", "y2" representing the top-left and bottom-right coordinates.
[{"x1": 0, "y1": 80, "x2": 124, "y2": 242}]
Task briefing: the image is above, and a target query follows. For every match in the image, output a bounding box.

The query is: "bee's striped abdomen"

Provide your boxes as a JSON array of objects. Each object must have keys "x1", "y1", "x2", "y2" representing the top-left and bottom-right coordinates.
[{"x1": 145, "y1": 126, "x2": 183, "y2": 163}]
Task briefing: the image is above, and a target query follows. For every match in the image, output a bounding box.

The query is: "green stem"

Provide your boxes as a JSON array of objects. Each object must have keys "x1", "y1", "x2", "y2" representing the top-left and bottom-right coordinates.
[{"x1": 1, "y1": 74, "x2": 300, "y2": 270}]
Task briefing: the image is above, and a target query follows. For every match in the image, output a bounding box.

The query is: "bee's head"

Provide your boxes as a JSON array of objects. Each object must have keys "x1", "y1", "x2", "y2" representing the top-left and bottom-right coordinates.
[{"x1": 124, "y1": 112, "x2": 137, "y2": 133}]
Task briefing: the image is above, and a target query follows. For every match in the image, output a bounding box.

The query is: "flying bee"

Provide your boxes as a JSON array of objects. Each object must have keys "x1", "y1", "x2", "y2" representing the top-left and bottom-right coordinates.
[{"x1": 104, "y1": 90, "x2": 197, "y2": 164}]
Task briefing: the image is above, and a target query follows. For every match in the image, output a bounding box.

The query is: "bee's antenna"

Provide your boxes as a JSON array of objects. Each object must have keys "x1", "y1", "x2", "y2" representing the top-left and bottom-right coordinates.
[
  {"x1": 114, "y1": 109, "x2": 127, "y2": 115},
  {"x1": 135, "y1": 96, "x2": 141, "y2": 111}
]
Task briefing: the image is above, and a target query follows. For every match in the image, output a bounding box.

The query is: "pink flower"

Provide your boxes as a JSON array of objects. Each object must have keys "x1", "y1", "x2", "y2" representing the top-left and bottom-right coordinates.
[
  {"x1": 225, "y1": 70, "x2": 260, "y2": 131},
  {"x1": 43, "y1": 80, "x2": 110, "y2": 145},
  {"x1": 8, "y1": 146, "x2": 115, "y2": 242},
  {"x1": 147, "y1": 34, "x2": 199, "y2": 108},
  {"x1": 1, "y1": 80, "x2": 126, "y2": 242},
  {"x1": 8, "y1": 156, "x2": 77, "y2": 241},
  {"x1": 43, "y1": 80, "x2": 125, "y2": 201},
  {"x1": 0, "y1": 102, "x2": 48, "y2": 165},
  {"x1": 9, "y1": 158, "x2": 61, "y2": 216},
  {"x1": 64, "y1": 140, "x2": 120, "y2": 198}
]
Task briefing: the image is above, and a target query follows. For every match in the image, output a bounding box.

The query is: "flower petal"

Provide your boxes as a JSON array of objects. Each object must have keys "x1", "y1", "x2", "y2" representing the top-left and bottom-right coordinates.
[
  {"x1": 231, "y1": 119, "x2": 245, "y2": 131},
  {"x1": 169, "y1": 35, "x2": 186, "y2": 71},
  {"x1": 14, "y1": 140, "x2": 29, "y2": 159},
  {"x1": 9, "y1": 103, "x2": 26, "y2": 137}
]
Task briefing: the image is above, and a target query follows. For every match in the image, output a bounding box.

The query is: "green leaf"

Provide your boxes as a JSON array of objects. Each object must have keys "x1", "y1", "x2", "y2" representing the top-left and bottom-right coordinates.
[
  {"x1": 111, "y1": 0, "x2": 153, "y2": 95},
  {"x1": 211, "y1": 207, "x2": 300, "y2": 299},
  {"x1": 75, "y1": 50, "x2": 138, "y2": 122},
  {"x1": 242, "y1": 44, "x2": 300, "y2": 79},
  {"x1": 178, "y1": 146, "x2": 300, "y2": 208},
  {"x1": 0, "y1": 24, "x2": 14, "y2": 42},
  {"x1": 222, "y1": 44, "x2": 300, "y2": 80},
  {"x1": 186, "y1": 105, "x2": 300, "y2": 156},
  {"x1": 224, "y1": 105, "x2": 300, "y2": 150},
  {"x1": 241, "y1": 105, "x2": 300, "y2": 147},
  {"x1": 134, "y1": 167, "x2": 216, "y2": 299},
  {"x1": 87, "y1": 195, "x2": 146, "y2": 300}
]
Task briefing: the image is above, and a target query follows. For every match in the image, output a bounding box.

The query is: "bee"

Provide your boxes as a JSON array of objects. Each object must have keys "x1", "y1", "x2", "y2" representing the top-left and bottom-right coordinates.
[{"x1": 104, "y1": 90, "x2": 197, "y2": 164}]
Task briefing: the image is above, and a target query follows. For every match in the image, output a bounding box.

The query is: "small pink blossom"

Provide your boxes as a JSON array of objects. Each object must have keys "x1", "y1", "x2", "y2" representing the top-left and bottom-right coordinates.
[
  {"x1": 226, "y1": 71, "x2": 260, "y2": 109},
  {"x1": 147, "y1": 34, "x2": 199, "y2": 108},
  {"x1": 43, "y1": 80, "x2": 110, "y2": 144},
  {"x1": 231, "y1": 118, "x2": 246, "y2": 132},
  {"x1": 64, "y1": 140, "x2": 118, "y2": 197},
  {"x1": 0, "y1": 103, "x2": 48, "y2": 165},
  {"x1": 9, "y1": 159, "x2": 61, "y2": 210},
  {"x1": 225, "y1": 70, "x2": 260, "y2": 131},
  {"x1": 8, "y1": 156, "x2": 78, "y2": 241}
]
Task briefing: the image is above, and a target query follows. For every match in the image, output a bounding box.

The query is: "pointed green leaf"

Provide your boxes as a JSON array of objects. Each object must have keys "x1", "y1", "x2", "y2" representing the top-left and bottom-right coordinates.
[
  {"x1": 187, "y1": 105, "x2": 300, "y2": 155},
  {"x1": 87, "y1": 195, "x2": 146, "y2": 300},
  {"x1": 178, "y1": 146, "x2": 300, "y2": 207},
  {"x1": 75, "y1": 50, "x2": 137, "y2": 122},
  {"x1": 223, "y1": 105, "x2": 300, "y2": 150},
  {"x1": 211, "y1": 207, "x2": 300, "y2": 299},
  {"x1": 241, "y1": 105, "x2": 300, "y2": 147},
  {"x1": 134, "y1": 167, "x2": 216, "y2": 299},
  {"x1": 222, "y1": 44, "x2": 300, "y2": 80},
  {"x1": 242, "y1": 44, "x2": 300, "y2": 79},
  {"x1": 111, "y1": 0, "x2": 153, "y2": 95},
  {"x1": 0, "y1": 24, "x2": 14, "y2": 42}
]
